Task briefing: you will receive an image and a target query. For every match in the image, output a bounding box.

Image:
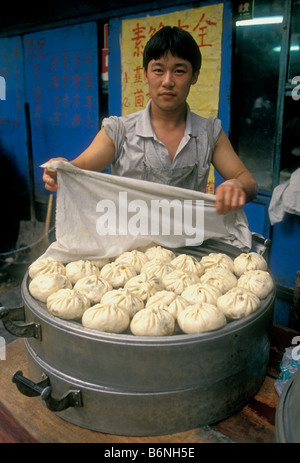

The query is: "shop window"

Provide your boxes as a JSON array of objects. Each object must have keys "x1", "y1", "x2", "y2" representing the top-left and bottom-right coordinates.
[
  {"x1": 288, "y1": 0, "x2": 300, "y2": 79},
  {"x1": 281, "y1": 0, "x2": 300, "y2": 179},
  {"x1": 231, "y1": 0, "x2": 300, "y2": 191}
]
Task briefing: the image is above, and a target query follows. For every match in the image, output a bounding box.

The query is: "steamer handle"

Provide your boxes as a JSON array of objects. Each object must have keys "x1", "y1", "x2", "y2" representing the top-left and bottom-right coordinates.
[
  {"x1": 0, "y1": 306, "x2": 41, "y2": 340},
  {"x1": 12, "y1": 370, "x2": 83, "y2": 412},
  {"x1": 251, "y1": 232, "x2": 271, "y2": 258}
]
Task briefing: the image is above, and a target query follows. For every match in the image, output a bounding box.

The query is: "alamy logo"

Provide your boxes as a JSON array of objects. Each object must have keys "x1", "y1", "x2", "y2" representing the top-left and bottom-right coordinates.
[
  {"x1": 291, "y1": 336, "x2": 300, "y2": 361},
  {"x1": 0, "y1": 336, "x2": 6, "y2": 360},
  {"x1": 0, "y1": 76, "x2": 6, "y2": 100},
  {"x1": 96, "y1": 192, "x2": 205, "y2": 246},
  {"x1": 291, "y1": 76, "x2": 300, "y2": 101}
]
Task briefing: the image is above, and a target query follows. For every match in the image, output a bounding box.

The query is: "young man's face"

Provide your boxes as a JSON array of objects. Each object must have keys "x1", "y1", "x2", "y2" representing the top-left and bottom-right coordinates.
[{"x1": 144, "y1": 51, "x2": 199, "y2": 113}]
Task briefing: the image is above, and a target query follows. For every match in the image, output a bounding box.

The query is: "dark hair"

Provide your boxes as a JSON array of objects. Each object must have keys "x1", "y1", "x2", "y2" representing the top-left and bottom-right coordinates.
[{"x1": 143, "y1": 26, "x2": 202, "y2": 74}]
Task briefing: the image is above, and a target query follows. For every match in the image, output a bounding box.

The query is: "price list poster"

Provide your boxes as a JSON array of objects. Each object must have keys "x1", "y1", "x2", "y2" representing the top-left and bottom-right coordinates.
[
  {"x1": 120, "y1": 3, "x2": 224, "y2": 193},
  {"x1": 23, "y1": 22, "x2": 99, "y2": 198}
]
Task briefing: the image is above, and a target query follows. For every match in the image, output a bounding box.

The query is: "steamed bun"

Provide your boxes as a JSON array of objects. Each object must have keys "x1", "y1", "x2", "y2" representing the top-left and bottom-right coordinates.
[
  {"x1": 162, "y1": 270, "x2": 200, "y2": 295},
  {"x1": 171, "y1": 254, "x2": 204, "y2": 277},
  {"x1": 177, "y1": 302, "x2": 227, "y2": 334},
  {"x1": 237, "y1": 270, "x2": 274, "y2": 299},
  {"x1": 82, "y1": 303, "x2": 130, "y2": 333},
  {"x1": 217, "y1": 286, "x2": 261, "y2": 320},
  {"x1": 200, "y1": 268, "x2": 237, "y2": 294},
  {"x1": 182, "y1": 283, "x2": 222, "y2": 305},
  {"x1": 130, "y1": 306, "x2": 175, "y2": 336},
  {"x1": 145, "y1": 291, "x2": 189, "y2": 319},
  {"x1": 166, "y1": 296, "x2": 190, "y2": 320},
  {"x1": 114, "y1": 250, "x2": 149, "y2": 273},
  {"x1": 145, "y1": 246, "x2": 176, "y2": 262},
  {"x1": 233, "y1": 252, "x2": 268, "y2": 276},
  {"x1": 101, "y1": 288, "x2": 144, "y2": 318},
  {"x1": 100, "y1": 262, "x2": 137, "y2": 288},
  {"x1": 29, "y1": 257, "x2": 65, "y2": 279},
  {"x1": 47, "y1": 288, "x2": 90, "y2": 320},
  {"x1": 74, "y1": 274, "x2": 112, "y2": 304},
  {"x1": 124, "y1": 273, "x2": 164, "y2": 301},
  {"x1": 145, "y1": 290, "x2": 177, "y2": 309},
  {"x1": 65, "y1": 260, "x2": 100, "y2": 284},
  {"x1": 200, "y1": 253, "x2": 234, "y2": 272},
  {"x1": 141, "y1": 259, "x2": 175, "y2": 280},
  {"x1": 29, "y1": 273, "x2": 72, "y2": 303}
]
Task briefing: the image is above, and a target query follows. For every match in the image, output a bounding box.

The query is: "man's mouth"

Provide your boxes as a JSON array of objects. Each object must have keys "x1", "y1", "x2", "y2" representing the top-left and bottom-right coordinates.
[{"x1": 159, "y1": 92, "x2": 176, "y2": 98}]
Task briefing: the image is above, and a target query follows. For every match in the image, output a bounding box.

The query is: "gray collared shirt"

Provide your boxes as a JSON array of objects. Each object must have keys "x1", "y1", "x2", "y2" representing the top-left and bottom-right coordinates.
[{"x1": 102, "y1": 100, "x2": 222, "y2": 191}]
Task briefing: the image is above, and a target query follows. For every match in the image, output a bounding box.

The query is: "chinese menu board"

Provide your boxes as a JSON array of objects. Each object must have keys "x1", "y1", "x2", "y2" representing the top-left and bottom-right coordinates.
[
  {"x1": 121, "y1": 3, "x2": 223, "y2": 118},
  {"x1": 23, "y1": 22, "x2": 99, "y2": 198}
]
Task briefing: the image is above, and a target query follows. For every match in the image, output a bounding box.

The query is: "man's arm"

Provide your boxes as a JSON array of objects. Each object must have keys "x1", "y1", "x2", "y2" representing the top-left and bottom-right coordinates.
[
  {"x1": 43, "y1": 128, "x2": 115, "y2": 191},
  {"x1": 212, "y1": 130, "x2": 258, "y2": 215}
]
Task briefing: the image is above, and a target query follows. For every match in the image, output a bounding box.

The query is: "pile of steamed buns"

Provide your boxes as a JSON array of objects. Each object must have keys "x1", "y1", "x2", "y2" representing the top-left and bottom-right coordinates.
[{"x1": 28, "y1": 246, "x2": 274, "y2": 337}]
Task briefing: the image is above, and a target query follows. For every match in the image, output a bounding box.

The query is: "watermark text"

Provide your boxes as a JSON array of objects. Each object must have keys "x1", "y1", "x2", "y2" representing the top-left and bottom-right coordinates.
[
  {"x1": 291, "y1": 76, "x2": 300, "y2": 101},
  {"x1": 96, "y1": 192, "x2": 204, "y2": 246},
  {"x1": 291, "y1": 336, "x2": 300, "y2": 361},
  {"x1": 0, "y1": 336, "x2": 6, "y2": 360},
  {"x1": 0, "y1": 76, "x2": 6, "y2": 100}
]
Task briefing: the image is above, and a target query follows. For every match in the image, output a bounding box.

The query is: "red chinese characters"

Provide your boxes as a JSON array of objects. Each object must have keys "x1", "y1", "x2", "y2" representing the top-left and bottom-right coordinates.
[
  {"x1": 193, "y1": 13, "x2": 217, "y2": 48},
  {"x1": 123, "y1": 13, "x2": 218, "y2": 112},
  {"x1": 131, "y1": 23, "x2": 146, "y2": 57}
]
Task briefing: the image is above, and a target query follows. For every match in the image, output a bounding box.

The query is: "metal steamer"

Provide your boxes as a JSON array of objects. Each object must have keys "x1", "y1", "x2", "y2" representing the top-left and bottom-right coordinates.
[
  {"x1": 1, "y1": 237, "x2": 275, "y2": 436},
  {"x1": 275, "y1": 367, "x2": 300, "y2": 443}
]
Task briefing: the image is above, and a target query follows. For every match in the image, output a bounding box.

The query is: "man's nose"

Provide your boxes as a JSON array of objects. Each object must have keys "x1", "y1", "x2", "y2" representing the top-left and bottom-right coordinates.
[{"x1": 162, "y1": 71, "x2": 174, "y2": 87}]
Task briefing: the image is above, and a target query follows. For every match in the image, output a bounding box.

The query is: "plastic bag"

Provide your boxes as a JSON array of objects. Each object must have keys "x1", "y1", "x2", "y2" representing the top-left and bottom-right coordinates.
[{"x1": 274, "y1": 346, "x2": 300, "y2": 396}]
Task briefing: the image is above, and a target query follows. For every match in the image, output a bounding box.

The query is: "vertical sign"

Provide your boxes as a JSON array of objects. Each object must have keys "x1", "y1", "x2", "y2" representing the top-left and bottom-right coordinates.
[
  {"x1": 235, "y1": 1, "x2": 254, "y2": 20},
  {"x1": 23, "y1": 22, "x2": 99, "y2": 200}
]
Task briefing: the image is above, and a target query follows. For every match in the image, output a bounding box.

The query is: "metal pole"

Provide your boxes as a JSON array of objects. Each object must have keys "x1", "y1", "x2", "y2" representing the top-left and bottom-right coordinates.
[{"x1": 272, "y1": 0, "x2": 292, "y2": 190}]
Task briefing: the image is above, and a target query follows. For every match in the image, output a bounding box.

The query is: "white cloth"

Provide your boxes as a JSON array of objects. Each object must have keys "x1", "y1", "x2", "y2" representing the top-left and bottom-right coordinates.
[
  {"x1": 269, "y1": 168, "x2": 300, "y2": 225},
  {"x1": 40, "y1": 161, "x2": 252, "y2": 263}
]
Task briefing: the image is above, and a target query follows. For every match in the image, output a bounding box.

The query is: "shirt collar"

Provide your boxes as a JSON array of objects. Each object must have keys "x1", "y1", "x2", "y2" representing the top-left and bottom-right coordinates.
[
  {"x1": 136, "y1": 100, "x2": 154, "y2": 137},
  {"x1": 136, "y1": 100, "x2": 194, "y2": 138}
]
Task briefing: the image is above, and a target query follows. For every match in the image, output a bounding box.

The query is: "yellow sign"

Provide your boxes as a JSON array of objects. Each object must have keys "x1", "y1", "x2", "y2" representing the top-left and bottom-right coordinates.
[{"x1": 120, "y1": 3, "x2": 224, "y2": 193}]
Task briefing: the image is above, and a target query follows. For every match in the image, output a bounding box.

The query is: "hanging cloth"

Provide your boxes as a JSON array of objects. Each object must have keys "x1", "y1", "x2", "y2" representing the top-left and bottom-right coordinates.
[{"x1": 39, "y1": 161, "x2": 252, "y2": 263}]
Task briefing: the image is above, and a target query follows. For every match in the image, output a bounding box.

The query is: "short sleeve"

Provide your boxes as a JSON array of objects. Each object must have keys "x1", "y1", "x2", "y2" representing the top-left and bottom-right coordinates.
[
  {"x1": 208, "y1": 116, "x2": 222, "y2": 146},
  {"x1": 101, "y1": 116, "x2": 126, "y2": 160}
]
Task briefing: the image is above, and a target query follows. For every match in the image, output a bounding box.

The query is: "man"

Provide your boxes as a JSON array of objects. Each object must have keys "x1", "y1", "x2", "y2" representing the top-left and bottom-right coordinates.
[{"x1": 43, "y1": 26, "x2": 257, "y2": 215}]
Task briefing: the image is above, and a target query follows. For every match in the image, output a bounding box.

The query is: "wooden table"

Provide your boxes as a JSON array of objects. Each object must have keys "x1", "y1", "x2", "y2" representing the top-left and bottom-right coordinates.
[{"x1": 0, "y1": 325, "x2": 297, "y2": 444}]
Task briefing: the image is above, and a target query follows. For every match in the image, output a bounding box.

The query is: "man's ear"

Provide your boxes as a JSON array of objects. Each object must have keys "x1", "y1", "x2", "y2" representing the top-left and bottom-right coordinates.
[
  {"x1": 144, "y1": 69, "x2": 148, "y2": 83},
  {"x1": 192, "y1": 70, "x2": 200, "y2": 85}
]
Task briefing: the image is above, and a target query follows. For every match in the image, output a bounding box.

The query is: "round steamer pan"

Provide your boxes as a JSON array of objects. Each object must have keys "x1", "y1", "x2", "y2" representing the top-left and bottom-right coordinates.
[
  {"x1": 16, "y1": 241, "x2": 275, "y2": 436},
  {"x1": 275, "y1": 367, "x2": 300, "y2": 443}
]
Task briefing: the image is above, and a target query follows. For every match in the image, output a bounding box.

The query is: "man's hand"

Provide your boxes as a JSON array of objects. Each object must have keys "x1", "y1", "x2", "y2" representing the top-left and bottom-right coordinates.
[
  {"x1": 42, "y1": 157, "x2": 68, "y2": 192},
  {"x1": 215, "y1": 179, "x2": 246, "y2": 215}
]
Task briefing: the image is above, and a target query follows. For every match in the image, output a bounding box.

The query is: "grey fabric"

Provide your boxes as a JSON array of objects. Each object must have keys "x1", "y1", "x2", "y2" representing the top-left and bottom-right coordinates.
[
  {"x1": 102, "y1": 100, "x2": 221, "y2": 192},
  {"x1": 269, "y1": 168, "x2": 300, "y2": 225}
]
